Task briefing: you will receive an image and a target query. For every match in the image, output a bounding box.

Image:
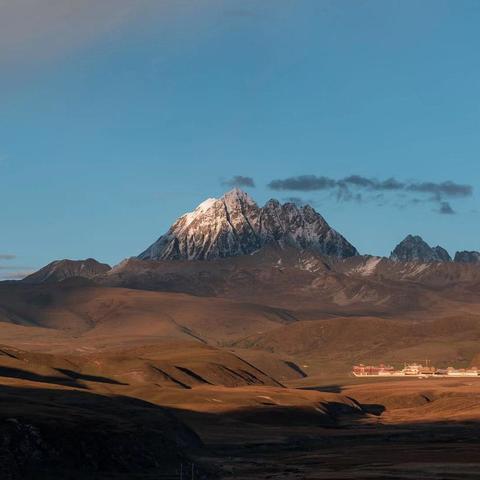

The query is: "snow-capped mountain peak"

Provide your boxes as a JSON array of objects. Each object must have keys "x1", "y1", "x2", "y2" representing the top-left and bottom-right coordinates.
[
  {"x1": 139, "y1": 189, "x2": 358, "y2": 261},
  {"x1": 180, "y1": 197, "x2": 217, "y2": 229}
]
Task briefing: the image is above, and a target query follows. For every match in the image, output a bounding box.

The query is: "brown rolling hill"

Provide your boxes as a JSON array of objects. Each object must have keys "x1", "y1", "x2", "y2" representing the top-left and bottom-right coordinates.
[
  {"x1": 4, "y1": 256, "x2": 480, "y2": 478},
  {"x1": 0, "y1": 282, "x2": 295, "y2": 342},
  {"x1": 3, "y1": 263, "x2": 480, "y2": 381},
  {"x1": 0, "y1": 342, "x2": 294, "y2": 390},
  {"x1": 234, "y1": 314, "x2": 480, "y2": 378}
]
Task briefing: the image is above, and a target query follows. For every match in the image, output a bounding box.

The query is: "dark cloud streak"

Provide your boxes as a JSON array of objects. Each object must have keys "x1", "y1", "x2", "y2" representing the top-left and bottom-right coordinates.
[
  {"x1": 268, "y1": 174, "x2": 472, "y2": 214},
  {"x1": 270, "y1": 174, "x2": 471, "y2": 196},
  {"x1": 222, "y1": 176, "x2": 256, "y2": 188},
  {"x1": 407, "y1": 181, "x2": 472, "y2": 199},
  {"x1": 268, "y1": 175, "x2": 336, "y2": 191},
  {"x1": 439, "y1": 202, "x2": 455, "y2": 215}
]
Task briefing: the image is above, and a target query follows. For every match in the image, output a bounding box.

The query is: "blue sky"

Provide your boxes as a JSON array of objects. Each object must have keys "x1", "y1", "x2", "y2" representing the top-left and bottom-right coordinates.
[{"x1": 1, "y1": 0, "x2": 479, "y2": 277}]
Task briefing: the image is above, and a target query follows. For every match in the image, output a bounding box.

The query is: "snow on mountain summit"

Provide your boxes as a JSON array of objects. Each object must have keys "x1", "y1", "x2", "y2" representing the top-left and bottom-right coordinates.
[{"x1": 138, "y1": 189, "x2": 358, "y2": 261}]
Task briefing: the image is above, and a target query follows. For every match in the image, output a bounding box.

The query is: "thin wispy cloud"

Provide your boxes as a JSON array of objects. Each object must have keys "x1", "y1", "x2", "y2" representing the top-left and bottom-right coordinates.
[
  {"x1": 0, "y1": 266, "x2": 31, "y2": 270},
  {"x1": 268, "y1": 174, "x2": 473, "y2": 214},
  {"x1": 223, "y1": 8, "x2": 258, "y2": 19},
  {"x1": 0, "y1": 270, "x2": 33, "y2": 281},
  {"x1": 0, "y1": 253, "x2": 33, "y2": 280},
  {"x1": 0, "y1": 0, "x2": 197, "y2": 66}
]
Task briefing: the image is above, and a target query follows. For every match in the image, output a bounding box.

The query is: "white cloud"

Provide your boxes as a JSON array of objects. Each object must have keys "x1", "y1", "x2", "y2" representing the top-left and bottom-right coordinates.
[
  {"x1": 0, "y1": 254, "x2": 33, "y2": 279},
  {"x1": 0, "y1": 270, "x2": 33, "y2": 281}
]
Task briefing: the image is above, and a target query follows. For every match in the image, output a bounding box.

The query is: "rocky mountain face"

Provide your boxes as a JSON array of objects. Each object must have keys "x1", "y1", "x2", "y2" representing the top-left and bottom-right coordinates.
[
  {"x1": 432, "y1": 245, "x2": 452, "y2": 262},
  {"x1": 454, "y1": 251, "x2": 480, "y2": 263},
  {"x1": 22, "y1": 258, "x2": 111, "y2": 284},
  {"x1": 17, "y1": 191, "x2": 480, "y2": 289},
  {"x1": 390, "y1": 235, "x2": 452, "y2": 263},
  {"x1": 139, "y1": 189, "x2": 359, "y2": 261},
  {"x1": 87, "y1": 248, "x2": 480, "y2": 315}
]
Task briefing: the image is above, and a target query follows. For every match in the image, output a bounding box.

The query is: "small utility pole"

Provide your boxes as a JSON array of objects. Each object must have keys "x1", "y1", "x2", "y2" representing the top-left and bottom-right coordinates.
[
  {"x1": 191, "y1": 463, "x2": 195, "y2": 480},
  {"x1": 180, "y1": 463, "x2": 183, "y2": 480}
]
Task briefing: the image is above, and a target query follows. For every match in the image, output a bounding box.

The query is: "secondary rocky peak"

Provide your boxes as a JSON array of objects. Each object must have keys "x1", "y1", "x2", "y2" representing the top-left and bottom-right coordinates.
[
  {"x1": 432, "y1": 246, "x2": 452, "y2": 262},
  {"x1": 390, "y1": 235, "x2": 451, "y2": 263},
  {"x1": 22, "y1": 258, "x2": 111, "y2": 284},
  {"x1": 264, "y1": 198, "x2": 281, "y2": 209},
  {"x1": 139, "y1": 190, "x2": 358, "y2": 261},
  {"x1": 454, "y1": 250, "x2": 480, "y2": 263}
]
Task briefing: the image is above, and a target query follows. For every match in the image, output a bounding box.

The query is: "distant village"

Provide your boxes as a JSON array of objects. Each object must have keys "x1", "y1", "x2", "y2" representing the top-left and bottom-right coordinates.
[{"x1": 353, "y1": 362, "x2": 479, "y2": 378}]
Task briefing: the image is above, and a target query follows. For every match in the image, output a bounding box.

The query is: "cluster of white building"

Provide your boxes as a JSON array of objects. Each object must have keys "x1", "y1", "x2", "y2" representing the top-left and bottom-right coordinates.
[{"x1": 353, "y1": 362, "x2": 479, "y2": 377}]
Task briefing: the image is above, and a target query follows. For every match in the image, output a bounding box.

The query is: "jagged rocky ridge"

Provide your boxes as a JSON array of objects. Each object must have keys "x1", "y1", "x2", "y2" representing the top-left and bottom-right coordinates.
[
  {"x1": 455, "y1": 251, "x2": 480, "y2": 263},
  {"x1": 390, "y1": 235, "x2": 452, "y2": 263},
  {"x1": 390, "y1": 235, "x2": 480, "y2": 264},
  {"x1": 139, "y1": 189, "x2": 359, "y2": 261},
  {"x1": 16, "y1": 194, "x2": 480, "y2": 287}
]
